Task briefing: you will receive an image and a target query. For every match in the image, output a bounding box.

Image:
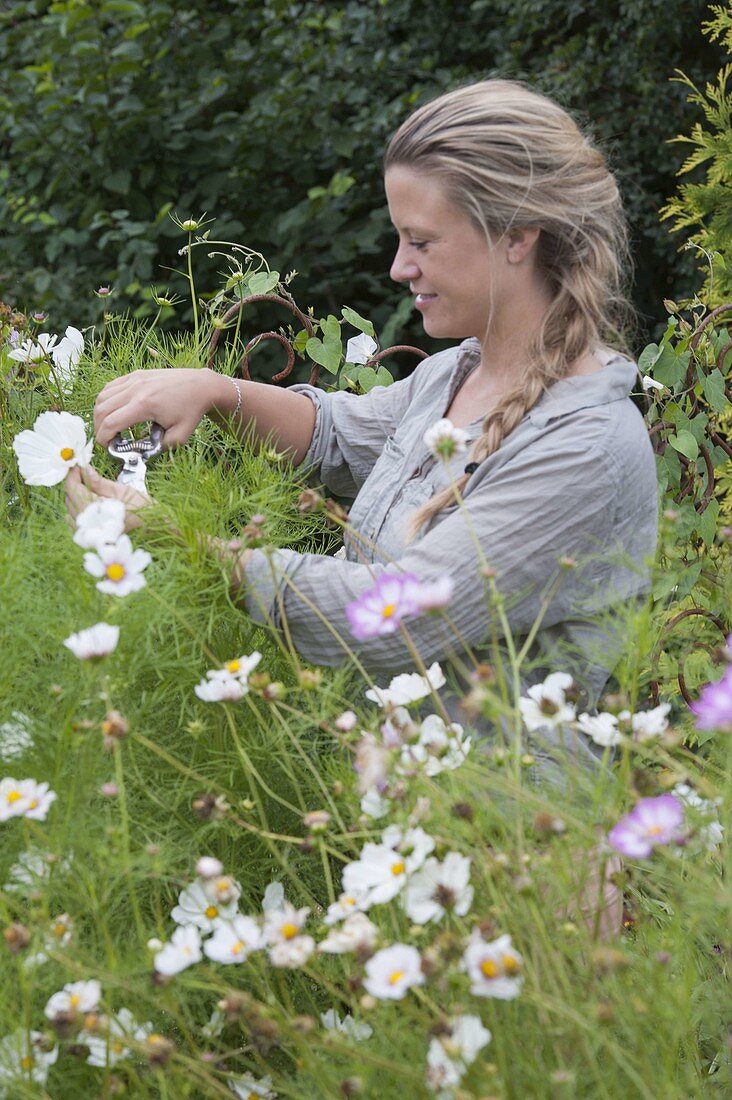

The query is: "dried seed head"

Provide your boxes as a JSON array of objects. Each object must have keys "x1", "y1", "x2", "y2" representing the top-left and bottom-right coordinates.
[{"x1": 3, "y1": 922, "x2": 30, "y2": 954}]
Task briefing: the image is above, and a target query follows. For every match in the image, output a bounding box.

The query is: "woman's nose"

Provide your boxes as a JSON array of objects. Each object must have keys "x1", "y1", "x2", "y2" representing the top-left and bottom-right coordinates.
[{"x1": 390, "y1": 242, "x2": 420, "y2": 284}]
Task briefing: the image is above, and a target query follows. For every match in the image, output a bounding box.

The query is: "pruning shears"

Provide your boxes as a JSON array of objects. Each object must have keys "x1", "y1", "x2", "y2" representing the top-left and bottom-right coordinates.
[{"x1": 107, "y1": 422, "x2": 165, "y2": 496}]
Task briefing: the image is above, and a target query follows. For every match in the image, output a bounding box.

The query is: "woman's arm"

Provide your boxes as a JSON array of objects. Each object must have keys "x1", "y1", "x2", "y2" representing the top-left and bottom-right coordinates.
[{"x1": 94, "y1": 367, "x2": 316, "y2": 466}]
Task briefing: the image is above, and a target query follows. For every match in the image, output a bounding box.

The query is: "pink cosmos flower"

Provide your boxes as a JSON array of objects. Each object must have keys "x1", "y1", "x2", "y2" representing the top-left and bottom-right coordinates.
[
  {"x1": 346, "y1": 572, "x2": 453, "y2": 640},
  {"x1": 346, "y1": 573, "x2": 422, "y2": 639},
  {"x1": 608, "y1": 795, "x2": 685, "y2": 858},
  {"x1": 689, "y1": 665, "x2": 732, "y2": 731}
]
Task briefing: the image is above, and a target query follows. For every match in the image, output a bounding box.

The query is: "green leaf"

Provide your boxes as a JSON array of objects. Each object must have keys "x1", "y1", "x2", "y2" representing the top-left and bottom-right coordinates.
[
  {"x1": 305, "y1": 336, "x2": 341, "y2": 374},
  {"x1": 652, "y1": 346, "x2": 690, "y2": 389},
  {"x1": 638, "y1": 342, "x2": 661, "y2": 373},
  {"x1": 697, "y1": 499, "x2": 720, "y2": 546},
  {"x1": 320, "y1": 314, "x2": 341, "y2": 344},
  {"x1": 702, "y1": 368, "x2": 728, "y2": 412},
  {"x1": 248, "y1": 271, "x2": 280, "y2": 295},
  {"x1": 341, "y1": 306, "x2": 375, "y2": 338},
  {"x1": 668, "y1": 430, "x2": 699, "y2": 461},
  {"x1": 292, "y1": 329, "x2": 309, "y2": 354}
]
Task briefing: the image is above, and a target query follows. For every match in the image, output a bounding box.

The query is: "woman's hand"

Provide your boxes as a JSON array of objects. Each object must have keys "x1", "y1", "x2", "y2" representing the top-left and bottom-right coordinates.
[
  {"x1": 94, "y1": 368, "x2": 230, "y2": 449},
  {"x1": 65, "y1": 466, "x2": 151, "y2": 532}
]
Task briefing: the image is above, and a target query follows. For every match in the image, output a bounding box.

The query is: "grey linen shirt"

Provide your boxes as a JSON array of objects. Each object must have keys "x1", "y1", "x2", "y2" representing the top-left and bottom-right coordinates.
[{"x1": 244, "y1": 338, "x2": 658, "y2": 708}]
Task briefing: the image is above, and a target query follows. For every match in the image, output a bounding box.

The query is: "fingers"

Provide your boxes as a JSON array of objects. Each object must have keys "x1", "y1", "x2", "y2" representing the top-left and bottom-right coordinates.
[{"x1": 64, "y1": 467, "x2": 94, "y2": 522}]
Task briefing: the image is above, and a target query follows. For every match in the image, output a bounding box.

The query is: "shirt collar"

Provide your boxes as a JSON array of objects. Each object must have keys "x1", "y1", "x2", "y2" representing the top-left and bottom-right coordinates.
[{"x1": 454, "y1": 339, "x2": 640, "y2": 429}]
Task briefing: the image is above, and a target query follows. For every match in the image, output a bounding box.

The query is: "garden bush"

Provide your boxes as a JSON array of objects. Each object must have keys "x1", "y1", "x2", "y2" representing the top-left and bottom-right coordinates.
[{"x1": 0, "y1": 0, "x2": 720, "y2": 348}]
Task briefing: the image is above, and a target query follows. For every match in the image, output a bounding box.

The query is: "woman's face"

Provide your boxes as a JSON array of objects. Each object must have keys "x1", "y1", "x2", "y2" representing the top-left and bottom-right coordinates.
[{"x1": 385, "y1": 165, "x2": 501, "y2": 341}]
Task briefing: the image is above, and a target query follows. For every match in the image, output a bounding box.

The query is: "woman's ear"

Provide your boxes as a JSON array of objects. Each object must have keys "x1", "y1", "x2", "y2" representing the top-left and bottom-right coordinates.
[{"x1": 506, "y1": 225, "x2": 541, "y2": 264}]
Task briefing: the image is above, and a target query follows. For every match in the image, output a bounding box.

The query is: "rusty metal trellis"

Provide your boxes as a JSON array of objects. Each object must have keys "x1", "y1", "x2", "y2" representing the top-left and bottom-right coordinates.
[{"x1": 206, "y1": 293, "x2": 428, "y2": 386}]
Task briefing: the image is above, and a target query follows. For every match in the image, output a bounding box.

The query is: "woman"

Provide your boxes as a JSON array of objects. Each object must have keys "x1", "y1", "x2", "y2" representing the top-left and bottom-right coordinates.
[{"x1": 68, "y1": 80, "x2": 658, "y2": 750}]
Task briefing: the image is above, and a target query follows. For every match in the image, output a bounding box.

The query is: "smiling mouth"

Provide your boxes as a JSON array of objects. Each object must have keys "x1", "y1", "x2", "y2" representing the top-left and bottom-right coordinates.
[{"x1": 414, "y1": 293, "x2": 437, "y2": 305}]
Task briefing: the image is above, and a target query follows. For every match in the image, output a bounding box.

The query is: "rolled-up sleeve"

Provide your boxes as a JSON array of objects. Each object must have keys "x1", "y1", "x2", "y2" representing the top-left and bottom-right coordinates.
[
  {"x1": 243, "y1": 435, "x2": 654, "y2": 676},
  {"x1": 290, "y1": 358, "x2": 434, "y2": 497}
]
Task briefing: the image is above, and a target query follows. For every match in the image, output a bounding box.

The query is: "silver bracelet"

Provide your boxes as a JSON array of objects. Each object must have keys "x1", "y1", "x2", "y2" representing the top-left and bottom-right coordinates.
[{"x1": 227, "y1": 374, "x2": 242, "y2": 419}]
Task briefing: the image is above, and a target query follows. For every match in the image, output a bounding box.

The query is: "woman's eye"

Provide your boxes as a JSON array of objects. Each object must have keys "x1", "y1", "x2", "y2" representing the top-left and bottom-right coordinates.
[{"x1": 409, "y1": 240, "x2": 428, "y2": 251}]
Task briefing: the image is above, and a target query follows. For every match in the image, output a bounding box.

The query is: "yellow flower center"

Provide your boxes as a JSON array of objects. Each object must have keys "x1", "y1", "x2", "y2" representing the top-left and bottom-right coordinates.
[
  {"x1": 60, "y1": 446, "x2": 74, "y2": 461},
  {"x1": 105, "y1": 562, "x2": 126, "y2": 582},
  {"x1": 382, "y1": 603, "x2": 396, "y2": 619},
  {"x1": 6, "y1": 790, "x2": 22, "y2": 804},
  {"x1": 204, "y1": 905, "x2": 218, "y2": 919},
  {"x1": 647, "y1": 825, "x2": 663, "y2": 836},
  {"x1": 113, "y1": 1040, "x2": 125, "y2": 1054},
  {"x1": 481, "y1": 958, "x2": 499, "y2": 979},
  {"x1": 69, "y1": 994, "x2": 81, "y2": 1008},
  {"x1": 344, "y1": 896, "x2": 356, "y2": 906},
  {"x1": 53, "y1": 922, "x2": 67, "y2": 938},
  {"x1": 503, "y1": 954, "x2": 521, "y2": 975},
  {"x1": 391, "y1": 860, "x2": 405, "y2": 876},
  {"x1": 20, "y1": 1054, "x2": 33, "y2": 1071},
  {"x1": 388, "y1": 969, "x2": 405, "y2": 985},
  {"x1": 232, "y1": 941, "x2": 244, "y2": 955},
  {"x1": 281, "y1": 921, "x2": 298, "y2": 940},
  {"x1": 225, "y1": 659, "x2": 240, "y2": 673},
  {"x1": 28, "y1": 799, "x2": 38, "y2": 810}
]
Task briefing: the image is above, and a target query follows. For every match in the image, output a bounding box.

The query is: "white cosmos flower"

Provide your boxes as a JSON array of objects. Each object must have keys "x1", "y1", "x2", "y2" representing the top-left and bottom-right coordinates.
[
  {"x1": 195, "y1": 856, "x2": 224, "y2": 879},
  {"x1": 83, "y1": 535, "x2": 151, "y2": 597},
  {"x1": 463, "y1": 931, "x2": 523, "y2": 999},
  {"x1": 359, "y1": 788, "x2": 390, "y2": 819},
  {"x1": 426, "y1": 1037, "x2": 463, "y2": 1095},
  {"x1": 423, "y1": 418, "x2": 469, "y2": 459},
  {"x1": 380, "y1": 825, "x2": 436, "y2": 872},
  {"x1": 229, "y1": 1073, "x2": 277, "y2": 1099},
  {"x1": 0, "y1": 711, "x2": 34, "y2": 760},
  {"x1": 24, "y1": 912, "x2": 75, "y2": 968},
  {"x1": 426, "y1": 1014, "x2": 491, "y2": 1096},
  {"x1": 518, "y1": 672, "x2": 576, "y2": 731},
  {"x1": 203, "y1": 874, "x2": 241, "y2": 908},
  {"x1": 3, "y1": 847, "x2": 53, "y2": 894},
  {"x1": 194, "y1": 652, "x2": 262, "y2": 703},
  {"x1": 403, "y1": 852, "x2": 474, "y2": 925},
  {"x1": 44, "y1": 979, "x2": 101, "y2": 1019},
  {"x1": 363, "y1": 943, "x2": 425, "y2": 1000},
  {"x1": 576, "y1": 711, "x2": 623, "y2": 747},
  {"x1": 154, "y1": 924, "x2": 202, "y2": 975},
  {"x1": 345, "y1": 332, "x2": 377, "y2": 364},
  {"x1": 52, "y1": 326, "x2": 84, "y2": 388},
  {"x1": 342, "y1": 844, "x2": 410, "y2": 908},
  {"x1": 13, "y1": 411, "x2": 93, "y2": 486},
  {"x1": 381, "y1": 705, "x2": 417, "y2": 748},
  {"x1": 672, "y1": 782, "x2": 724, "y2": 850},
  {"x1": 365, "y1": 662, "x2": 446, "y2": 708},
  {"x1": 318, "y1": 912, "x2": 379, "y2": 955},
  {"x1": 263, "y1": 901, "x2": 309, "y2": 945},
  {"x1": 334, "y1": 709, "x2": 358, "y2": 731},
  {"x1": 203, "y1": 915, "x2": 264, "y2": 964},
  {"x1": 73, "y1": 498, "x2": 126, "y2": 550},
  {"x1": 324, "y1": 890, "x2": 370, "y2": 925},
  {"x1": 0, "y1": 1029, "x2": 58, "y2": 1090},
  {"x1": 8, "y1": 331, "x2": 59, "y2": 364},
  {"x1": 320, "y1": 1009, "x2": 373, "y2": 1041},
  {"x1": 262, "y1": 881, "x2": 285, "y2": 912},
  {"x1": 194, "y1": 671, "x2": 246, "y2": 702},
  {"x1": 0, "y1": 777, "x2": 56, "y2": 821},
  {"x1": 171, "y1": 879, "x2": 238, "y2": 932},
  {"x1": 623, "y1": 703, "x2": 671, "y2": 742},
  {"x1": 80, "y1": 1007, "x2": 153, "y2": 1068},
  {"x1": 399, "y1": 715, "x2": 472, "y2": 776},
  {"x1": 269, "y1": 933, "x2": 315, "y2": 968},
  {"x1": 63, "y1": 622, "x2": 120, "y2": 660}
]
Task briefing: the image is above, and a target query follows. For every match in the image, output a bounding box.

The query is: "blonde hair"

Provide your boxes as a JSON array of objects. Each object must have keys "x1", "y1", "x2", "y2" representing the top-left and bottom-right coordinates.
[{"x1": 385, "y1": 80, "x2": 633, "y2": 538}]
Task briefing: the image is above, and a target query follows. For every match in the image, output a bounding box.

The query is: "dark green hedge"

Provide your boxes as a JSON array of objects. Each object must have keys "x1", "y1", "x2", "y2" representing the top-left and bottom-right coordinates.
[{"x1": 0, "y1": 0, "x2": 718, "y2": 351}]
